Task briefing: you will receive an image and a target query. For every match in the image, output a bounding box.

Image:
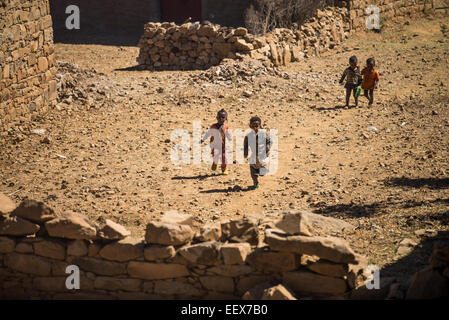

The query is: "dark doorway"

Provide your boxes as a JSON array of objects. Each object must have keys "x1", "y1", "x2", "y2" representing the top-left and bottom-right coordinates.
[{"x1": 161, "y1": 0, "x2": 202, "y2": 24}]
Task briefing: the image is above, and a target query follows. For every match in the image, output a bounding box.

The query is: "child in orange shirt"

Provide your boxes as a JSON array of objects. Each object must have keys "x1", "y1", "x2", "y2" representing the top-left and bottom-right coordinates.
[
  {"x1": 361, "y1": 58, "x2": 380, "y2": 106},
  {"x1": 200, "y1": 109, "x2": 232, "y2": 175}
]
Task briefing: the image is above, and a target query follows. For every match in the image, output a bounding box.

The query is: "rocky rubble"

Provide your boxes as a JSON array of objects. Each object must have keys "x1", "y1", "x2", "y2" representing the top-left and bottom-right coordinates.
[{"x1": 137, "y1": 7, "x2": 349, "y2": 71}]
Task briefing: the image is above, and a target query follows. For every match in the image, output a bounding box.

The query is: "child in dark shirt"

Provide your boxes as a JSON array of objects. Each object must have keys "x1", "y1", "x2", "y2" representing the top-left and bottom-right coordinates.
[{"x1": 339, "y1": 55, "x2": 362, "y2": 108}]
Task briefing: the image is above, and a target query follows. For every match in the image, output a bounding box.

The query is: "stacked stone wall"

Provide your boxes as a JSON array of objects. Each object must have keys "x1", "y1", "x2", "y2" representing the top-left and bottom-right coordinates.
[{"x1": 0, "y1": 0, "x2": 57, "y2": 128}]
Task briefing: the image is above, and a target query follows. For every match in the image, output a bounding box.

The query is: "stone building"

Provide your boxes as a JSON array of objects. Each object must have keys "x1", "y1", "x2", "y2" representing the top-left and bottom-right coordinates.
[{"x1": 49, "y1": 0, "x2": 253, "y2": 42}]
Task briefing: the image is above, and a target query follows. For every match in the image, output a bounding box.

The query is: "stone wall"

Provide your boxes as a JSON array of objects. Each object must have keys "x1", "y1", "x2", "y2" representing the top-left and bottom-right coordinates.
[
  {"x1": 49, "y1": 0, "x2": 161, "y2": 41},
  {"x1": 347, "y1": 0, "x2": 436, "y2": 30},
  {"x1": 0, "y1": 0, "x2": 57, "y2": 129},
  {"x1": 137, "y1": 0, "x2": 437, "y2": 70},
  {"x1": 137, "y1": 6, "x2": 350, "y2": 70},
  {"x1": 0, "y1": 193, "x2": 370, "y2": 300}
]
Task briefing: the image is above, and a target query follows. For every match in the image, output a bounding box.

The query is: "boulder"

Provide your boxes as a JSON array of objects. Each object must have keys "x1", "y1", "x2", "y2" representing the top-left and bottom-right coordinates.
[
  {"x1": 45, "y1": 212, "x2": 97, "y2": 240},
  {"x1": 178, "y1": 241, "x2": 221, "y2": 265},
  {"x1": 220, "y1": 243, "x2": 252, "y2": 265},
  {"x1": 97, "y1": 219, "x2": 130, "y2": 241},
  {"x1": 99, "y1": 237, "x2": 144, "y2": 262},
  {"x1": 145, "y1": 221, "x2": 194, "y2": 246},
  {"x1": 12, "y1": 199, "x2": 55, "y2": 223},
  {"x1": 0, "y1": 193, "x2": 16, "y2": 214},
  {"x1": 265, "y1": 229, "x2": 357, "y2": 264},
  {"x1": 0, "y1": 214, "x2": 40, "y2": 236}
]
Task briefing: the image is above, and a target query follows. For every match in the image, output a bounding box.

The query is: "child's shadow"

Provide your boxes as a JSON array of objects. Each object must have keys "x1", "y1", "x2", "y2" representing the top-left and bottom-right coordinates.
[
  {"x1": 200, "y1": 186, "x2": 253, "y2": 194},
  {"x1": 316, "y1": 105, "x2": 356, "y2": 111},
  {"x1": 172, "y1": 174, "x2": 216, "y2": 181}
]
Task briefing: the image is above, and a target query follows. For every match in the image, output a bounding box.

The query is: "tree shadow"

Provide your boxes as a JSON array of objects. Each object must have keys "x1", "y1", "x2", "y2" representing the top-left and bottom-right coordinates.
[
  {"x1": 385, "y1": 177, "x2": 449, "y2": 190},
  {"x1": 312, "y1": 198, "x2": 449, "y2": 219}
]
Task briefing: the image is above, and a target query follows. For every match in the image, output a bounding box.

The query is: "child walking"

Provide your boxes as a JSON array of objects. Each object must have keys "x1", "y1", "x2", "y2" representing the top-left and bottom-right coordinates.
[
  {"x1": 361, "y1": 58, "x2": 380, "y2": 106},
  {"x1": 201, "y1": 109, "x2": 232, "y2": 175},
  {"x1": 339, "y1": 55, "x2": 362, "y2": 108},
  {"x1": 244, "y1": 116, "x2": 272, "y2": 190}
]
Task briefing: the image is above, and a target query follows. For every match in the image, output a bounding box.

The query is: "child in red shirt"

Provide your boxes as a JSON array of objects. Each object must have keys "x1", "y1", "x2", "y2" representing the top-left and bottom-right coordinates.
[
  {"x1": 201, "y1": 109, "x2": 232, "y2": 175},
  {"x1": 361, "y1": 58, "x2": 380, "y2": 106}
]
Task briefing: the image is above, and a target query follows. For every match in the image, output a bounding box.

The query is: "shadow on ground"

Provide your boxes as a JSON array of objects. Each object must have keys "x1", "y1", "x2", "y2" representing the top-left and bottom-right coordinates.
[{"x1": 384, "y1": 177, "x2": 449, "y2": 189}]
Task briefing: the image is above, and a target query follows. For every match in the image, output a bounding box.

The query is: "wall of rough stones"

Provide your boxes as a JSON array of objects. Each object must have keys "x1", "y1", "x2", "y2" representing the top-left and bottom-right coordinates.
[
  {"x1": 347, "y1": 0, "x2": 436, "y2": 30},
  {"x1": 0, "y1": 0, "x2": 57, "y2": 129},
  {"x1": 0, "y1": 193, "x2": 370, "y2": 300},
  {"x1": 137, "y1": 0, "x2": 436, "y2": 70}
]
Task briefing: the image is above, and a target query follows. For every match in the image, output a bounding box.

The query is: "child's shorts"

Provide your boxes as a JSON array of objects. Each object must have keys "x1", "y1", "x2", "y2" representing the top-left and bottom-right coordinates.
[{"x1": 344, "y1": 83, "x2": 358, "y2": 90}]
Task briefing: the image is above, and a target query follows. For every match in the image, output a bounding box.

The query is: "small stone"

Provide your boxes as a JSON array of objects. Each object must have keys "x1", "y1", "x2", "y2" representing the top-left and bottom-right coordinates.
[
  {"x1": 97, "y1": 219, "x2": 131, "y2": 241},
  {"x1": 0, "y1": 214, "x2": 40, "y2": 236},
  {"x1": 67, "y1": 240, "x2": 88, "y2": 257},
  {"x1": 144, "y1": 245, "x2": 176, "y2": 261},
  {"x1": 0, "y1": 193, "x2": 17, "y2": 214},
  {"x1": 98, "y1": 237, "x2": 144, "y2": 262},
  {"x1": 261, "y1": 284, "x2": 297, "y2": 300},
  {"x1": 45, "y1": 212, "x2": 97, "y2": 240},
  {"x1": 145, "y1": 221, "x2": 194, "y2": 246},
  {"x1": 220, "y1": 243, "x2": 252, "y2": 265},
  {"x1": 12, "y1": 199, "x2": 55, "y2": 223}
]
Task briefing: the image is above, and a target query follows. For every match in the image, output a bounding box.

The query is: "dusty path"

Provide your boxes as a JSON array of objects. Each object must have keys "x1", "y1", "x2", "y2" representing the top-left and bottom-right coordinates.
[{"x1": 1, "y1": 16, "x2": 448, "y2": 282}]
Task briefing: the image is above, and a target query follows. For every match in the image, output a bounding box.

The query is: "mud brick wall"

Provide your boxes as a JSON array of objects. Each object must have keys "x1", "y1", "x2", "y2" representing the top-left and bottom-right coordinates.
[
  {"x1": 0, "y1": 194, "x2": 369, "y2": 300},
  {"x1": 0, "y1": 0, "x2": 57, "y2": 129}
]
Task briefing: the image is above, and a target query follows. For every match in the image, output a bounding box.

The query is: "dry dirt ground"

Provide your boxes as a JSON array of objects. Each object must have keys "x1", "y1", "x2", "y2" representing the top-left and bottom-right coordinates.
[{"x1": 1, "y1": 15, "x2": 448, "y2": 284}]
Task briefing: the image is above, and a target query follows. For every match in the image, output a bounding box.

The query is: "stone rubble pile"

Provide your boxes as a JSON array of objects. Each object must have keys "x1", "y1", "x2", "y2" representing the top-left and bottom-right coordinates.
[{"x1": 137, "y1": 7, "x2": 349, "y2": 71}]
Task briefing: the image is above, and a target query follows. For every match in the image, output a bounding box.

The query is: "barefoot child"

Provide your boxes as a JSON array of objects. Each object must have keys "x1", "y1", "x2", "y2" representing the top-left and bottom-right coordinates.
[
  {"x1": 339, "y1": 55, "x2": 362, "y2": 107},
  {"x1": 244, "y1": 116, "x2": 272, "y2": 190},
  {"x1": 201, "y1": 109, "x2": 232, "y2": 175},
  {"x1": 361, "y1": 58, "x2": 380, "y2": 106}
]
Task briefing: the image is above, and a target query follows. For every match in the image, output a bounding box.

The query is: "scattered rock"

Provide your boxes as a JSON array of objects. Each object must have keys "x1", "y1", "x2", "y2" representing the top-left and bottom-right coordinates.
[{"x1": 0, "y1": 193, "x2": 16, "y2": 214}]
